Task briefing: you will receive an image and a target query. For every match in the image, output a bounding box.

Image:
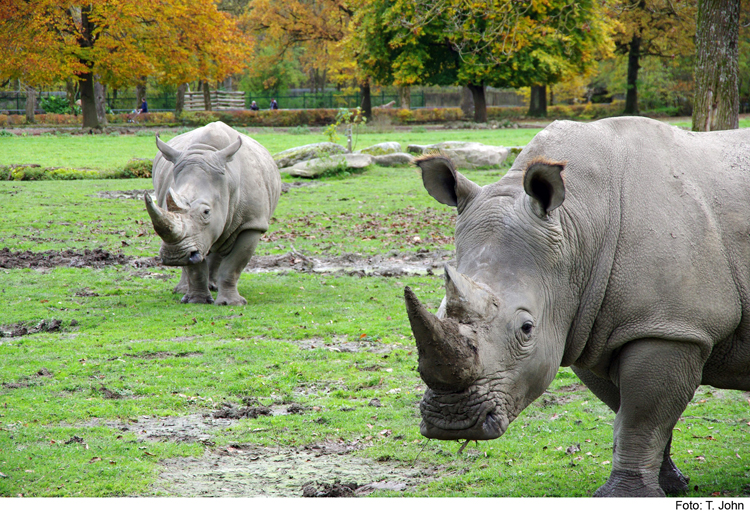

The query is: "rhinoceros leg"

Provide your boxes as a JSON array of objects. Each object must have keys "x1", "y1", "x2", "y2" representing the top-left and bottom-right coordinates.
[
  {"x1": 592, "y1": 338, "x2": 703, "y2": 497},
  {"x1": 173, "y1": 269, "x2": 189, "y2": 295},
  {"x1": 572, "y1": 366, "x2": 690, "y2": 496},
  {"x1": 214, "y1": 229, "x2": 261, "y2": 306},
  {"x1": 207, "y1": 253, "x2": 221, "y2": 292},
  {"x1": 180, "y1": 259, "x2": 214, "y2": 304}
]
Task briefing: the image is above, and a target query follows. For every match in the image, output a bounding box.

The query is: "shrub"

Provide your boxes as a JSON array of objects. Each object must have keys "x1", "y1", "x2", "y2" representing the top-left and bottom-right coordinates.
[{"x1": 40, "y1": 96, "x2": 73, "y2": 115}]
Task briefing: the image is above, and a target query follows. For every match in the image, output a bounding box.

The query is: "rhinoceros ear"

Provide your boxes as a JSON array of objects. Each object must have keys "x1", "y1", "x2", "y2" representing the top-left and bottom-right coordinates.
[
  {"x1": 415, "y1": 155, "x2": 480, "y2": 213},
  {"x1": 156, "y1": 133, "x2": 181, "y2": 163},
  {"x1": 217, "y1": 137, "x2": 242, "y2": 163},
  {"x1": 523, "y1": 159, "x2": 566, "y2": 217}
]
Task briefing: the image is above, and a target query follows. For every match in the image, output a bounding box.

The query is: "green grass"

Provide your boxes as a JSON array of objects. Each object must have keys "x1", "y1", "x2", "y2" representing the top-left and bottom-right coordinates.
[
  {"x1": 0, "y1": 127, "x2": 540, "y2": 171},
  {"x1": 1, "y1": 124, "x2": 749, "y2": 498}
]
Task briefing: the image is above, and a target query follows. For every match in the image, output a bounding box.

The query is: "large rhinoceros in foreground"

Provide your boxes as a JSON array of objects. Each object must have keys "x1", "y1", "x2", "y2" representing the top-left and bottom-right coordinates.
[
  {"x1": 145, "y1": 122, "x2": 280, "y2": 305},
  {"x1": 406, "y1": 116, "x2": 750, "y2": 497}
]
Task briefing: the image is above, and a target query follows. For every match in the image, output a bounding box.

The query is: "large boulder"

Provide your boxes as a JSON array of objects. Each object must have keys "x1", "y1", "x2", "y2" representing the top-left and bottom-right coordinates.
[
  {"x1": 359, "y1": 142, "x2": 402, "y2": 156},
  {"x1": 273, "y1": 142, "x2": 349, "y2": 168},
  {"x1": 372, "y1": 153, "x2": 416, "y2": 167},
  {"x1": 406, "y1": 141, "x2": 510, "y2": 169},
  {"x1": 281, "y1": 153, "x2": 374, "y2": 179}
]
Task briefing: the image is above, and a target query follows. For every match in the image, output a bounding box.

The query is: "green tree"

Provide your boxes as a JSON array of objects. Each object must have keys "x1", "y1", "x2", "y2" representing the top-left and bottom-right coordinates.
[{"x1": 351, "y1": 0, "x2": 613, "y2": 121}]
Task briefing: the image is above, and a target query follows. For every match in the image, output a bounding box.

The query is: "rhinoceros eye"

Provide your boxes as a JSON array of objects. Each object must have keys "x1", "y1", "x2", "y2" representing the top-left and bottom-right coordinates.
[{"x1": 521, "y1": 321, "x2": 534, "y2": 335}]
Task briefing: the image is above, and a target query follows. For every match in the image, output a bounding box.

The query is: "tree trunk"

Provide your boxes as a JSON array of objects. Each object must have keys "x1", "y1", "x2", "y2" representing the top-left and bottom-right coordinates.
[
  {"x1": 468, "y1": 84, "x2": 487, "y2": 123},
  {"x1": 624, "y1": 34, "x2": 642, "y2": 115},
  {"x1": 202, "y1": 81, "x2": 212, "y2": 111},
  {"x1": 65, "y1": 78, "x2": 78, "y2": 115},
  {"x1": 528, "y1": 85, "x2": 547, "y2": 118},
  {"x1": 79, "y1": 71, "x2": 102, "y2": 129},
  {"x1": 78, "y1": 6, "x2": 103, "y2": 129},
  {"x1": 94, "y1": 78, "x2": 107, "y2": 126},
  {"x1": 175, "y1": 83, "x2": 187, "y2": 116},
  {"x1": 460, "y1": 86, "x2": 475, "y2": 120},
  {"x1": 360, "y1": 78, "x2": 372, "y2": 120},
  {"x1": 136, "y1": 82, "x2": 147, "y2": 111},
  {"x1": 692, "y1": 0, "x2": 740, "y2": 131},
  {"x1": 25, "y1": 85, "x2": 36, "y2": 124},
  {"x1": 398, "y1": 85, "x2": 411, "y2": 109}
]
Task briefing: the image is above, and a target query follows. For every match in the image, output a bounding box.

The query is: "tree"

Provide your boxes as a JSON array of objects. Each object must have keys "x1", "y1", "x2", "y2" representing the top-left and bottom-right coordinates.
[
  {"x1": 692, "y1": 0, "x2": 741, "y2": 130},
  {"x1": 243, "y1": 0, "x2": 360, "y2": 108},
  {"x1": 352, "y1": 0, "x2": 613, "y2": 121},
  {"x1": 607, "y1": 1, "x2": 696, "y2": 115},
  {"x1": 0, "y1": 0, "x2": 249, "y2": 128}
]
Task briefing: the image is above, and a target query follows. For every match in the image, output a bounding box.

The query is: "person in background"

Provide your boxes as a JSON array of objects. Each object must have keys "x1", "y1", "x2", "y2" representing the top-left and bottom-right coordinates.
[
  {"x1": 138, "y1": 97, "x2": 148, "y2": 114},
  {"x1": 250, "y1": 100, "x2": 259, "y2": 111},
  {"x1": 270, "y1": 99, "x2": 278, "y2": 110}
]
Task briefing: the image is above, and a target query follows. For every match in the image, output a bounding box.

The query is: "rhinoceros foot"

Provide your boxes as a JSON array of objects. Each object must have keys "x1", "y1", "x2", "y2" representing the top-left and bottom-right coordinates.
[
  {"x1": 594, "y1": 469, "x2": 665, "y2": 497},
  {"x1": 215, "y1": 292, "x2": 247, "y2": 306},
  {"x1": 659, "y1": 458, "x2": 690, "y2": 495},
  {"x1": 181, "y1": 292, "x2": 215, "y2": 304}
]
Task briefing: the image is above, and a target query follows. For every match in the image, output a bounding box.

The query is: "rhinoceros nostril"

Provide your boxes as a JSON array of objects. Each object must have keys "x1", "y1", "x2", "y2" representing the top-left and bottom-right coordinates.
[{"x1": 188, "y1": 251, "x2": 203, "y2": 264}]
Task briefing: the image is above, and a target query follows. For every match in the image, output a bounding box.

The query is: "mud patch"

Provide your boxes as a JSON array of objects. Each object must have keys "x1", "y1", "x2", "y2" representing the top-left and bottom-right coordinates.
[
  {"x1": 248, "y1": 249, "x2": 453, "y2": 277},
  {"x1": 95, "y1": 190, "x2": 148, "y2": 200},
  {"x1": 0, "y1": 247, "x2": 129, "y2": 269},
  {"x1": 0, "y1": 318, "x2": 69, "y2": 338},
  {"x1": 0, "y1": 246, "x2": 450, "y2": 277},
  {"x1": 154, "y1": 441, "x2": 435, "y2": 497},
  {"x1": 294, "y1": 336, "x2": 405, "y2": 355}
]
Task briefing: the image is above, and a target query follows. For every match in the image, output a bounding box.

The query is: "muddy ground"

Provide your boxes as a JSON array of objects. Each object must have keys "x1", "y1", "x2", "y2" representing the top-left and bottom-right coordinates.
[
  {"x1": 0, "y1": 245, "x2": 451, "y2": 277},
  {"x1": 68, "y1": 399, "x2": 439, "y2": 497}
]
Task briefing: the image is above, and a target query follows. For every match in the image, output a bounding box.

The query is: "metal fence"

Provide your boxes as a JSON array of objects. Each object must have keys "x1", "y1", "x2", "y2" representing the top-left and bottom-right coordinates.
[{"x1": 0, "y1": 87, "x2": 527, "y2": 114}]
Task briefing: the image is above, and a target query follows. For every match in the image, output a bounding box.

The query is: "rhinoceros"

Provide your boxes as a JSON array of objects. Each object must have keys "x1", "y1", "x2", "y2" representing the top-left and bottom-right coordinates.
[
  {"x1": 144, "y1": 122, "x2": 280, "y2": 305},
  {"x1": 406, "y1": 116, "x2": 750, "y2": 497}
]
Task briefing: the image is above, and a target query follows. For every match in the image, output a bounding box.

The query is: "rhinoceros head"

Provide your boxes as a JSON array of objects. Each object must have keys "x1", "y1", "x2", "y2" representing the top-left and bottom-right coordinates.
[
  {"x1": 407, "y1": 155, "x2": 571, "y2": 441},
  {"x1": 144, "y1": 134, "x2": 242, "y2": 266}
]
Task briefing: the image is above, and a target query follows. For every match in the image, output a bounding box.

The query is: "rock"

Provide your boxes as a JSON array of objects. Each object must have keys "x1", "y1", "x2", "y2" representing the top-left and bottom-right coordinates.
[
  {"x1": 272, "y1": 142, "x2": 348, "y2": 168},
  {"x1": 372, "y1": 153, "x2": 415, "y2": 167},
  {"x1": 358, "y1": 142, "x2": 402, "y2": 156},
  {"x1": 281, "y1": 153, "x2": 374, "y2": 179},
  {"x1": 406, "y1": 141, "x2": 509, "y2": 169}
]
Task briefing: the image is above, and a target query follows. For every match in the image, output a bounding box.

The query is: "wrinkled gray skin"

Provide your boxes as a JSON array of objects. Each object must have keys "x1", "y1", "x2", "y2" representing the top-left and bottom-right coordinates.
[
  {"x1": 406, "y1": 116, "x2": 750, "y2": 497},
  {"x1": 145, "y1": 122, "x2": 280, "y2": 305}
]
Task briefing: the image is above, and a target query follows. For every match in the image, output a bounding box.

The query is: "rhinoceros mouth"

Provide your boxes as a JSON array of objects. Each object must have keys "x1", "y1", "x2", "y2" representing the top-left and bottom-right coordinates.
[
  {"x1": 419, "y1": 387, "x2": 509, "y2": 440},
  {"x1": 159, "y1": 243, "x2": 203, "y2": 266}
]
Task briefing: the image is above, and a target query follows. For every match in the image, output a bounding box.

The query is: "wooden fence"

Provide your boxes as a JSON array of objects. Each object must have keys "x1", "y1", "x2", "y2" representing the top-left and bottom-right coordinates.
[{"x1": 184, "y1": 90, "x2": 245, "y2": 111}]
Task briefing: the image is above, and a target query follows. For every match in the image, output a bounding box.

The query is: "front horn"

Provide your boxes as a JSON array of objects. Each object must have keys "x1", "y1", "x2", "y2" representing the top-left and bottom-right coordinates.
[
  {"x1": 405, "y1": 286, "x2": 480, "y2": 392},
  {"x1": 144, "y1": 193, "x2": 184, "y2": 244}
]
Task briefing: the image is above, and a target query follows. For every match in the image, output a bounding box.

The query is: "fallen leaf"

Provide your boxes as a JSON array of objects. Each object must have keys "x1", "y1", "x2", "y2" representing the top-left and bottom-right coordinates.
[
  {"x1": 695, "y1": 455, "x2": 706, "y2": 462},
  {"x1": 0, "y1": 472, "x2": 6, "y2": 478},
  {"x1": 88, "y1": 457, "x2": 102, "y2": 464},
  {"x1": 143, "y1": 451, "x2": 156, "y2": 457}
]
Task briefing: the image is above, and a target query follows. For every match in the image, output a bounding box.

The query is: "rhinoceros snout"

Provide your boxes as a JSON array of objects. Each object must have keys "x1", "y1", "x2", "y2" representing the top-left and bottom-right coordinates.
[{"x1": 188, "y1": 251, "x2": 203, "y2": 265}]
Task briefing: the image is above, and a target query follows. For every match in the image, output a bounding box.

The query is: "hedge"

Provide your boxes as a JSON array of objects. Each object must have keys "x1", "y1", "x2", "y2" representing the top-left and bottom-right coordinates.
[
  {"x1": 1, "y1": 158, "x2": 153, "y2": 181},
  {"x1": 1, "y1": 100, "x2": 682, "y2": 129}
]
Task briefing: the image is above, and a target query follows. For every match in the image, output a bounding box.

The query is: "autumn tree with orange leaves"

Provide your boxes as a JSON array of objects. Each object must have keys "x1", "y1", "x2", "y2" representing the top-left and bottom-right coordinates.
[
  {"x1": 0, "y1": 0, "x2": 251, "y2": 128},
  {"x1": 242, "y1": 0, "x2": 362, "y2": 111}
]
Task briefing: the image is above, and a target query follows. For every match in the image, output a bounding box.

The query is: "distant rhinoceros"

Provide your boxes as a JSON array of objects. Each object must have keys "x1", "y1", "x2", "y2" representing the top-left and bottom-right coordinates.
[
  {"x1": 406, "y1": 116, "x2": 750, "y2": 497},
  {"x1": 145, "y1": 122, "x2": 280, "y2": 305}
]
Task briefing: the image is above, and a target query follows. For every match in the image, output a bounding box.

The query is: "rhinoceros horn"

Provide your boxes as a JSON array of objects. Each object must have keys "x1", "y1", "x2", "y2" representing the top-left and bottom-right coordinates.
[
  {"x1": 155, "y1": 133, "x2": 182, "y2": 163},
  {"x1": 405, "y1": 286, "x2": 481, "y2": 392},
  {"x1": 217, "y1": 137, "x2": 242, "y2": 163},
  {"x1": 144, "y1": 193, "x2": 184, "y2": 244}
]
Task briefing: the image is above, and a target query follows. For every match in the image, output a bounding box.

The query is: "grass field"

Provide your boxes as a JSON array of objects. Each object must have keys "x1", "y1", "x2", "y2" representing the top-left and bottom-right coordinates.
[{"x1": 0, "y1": 123, "x2": 749, "y2": 498}]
